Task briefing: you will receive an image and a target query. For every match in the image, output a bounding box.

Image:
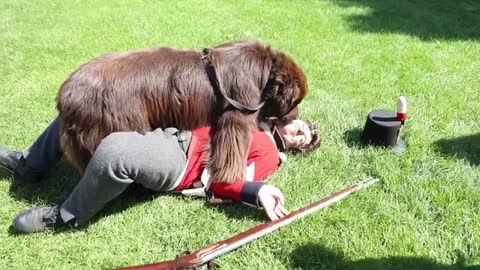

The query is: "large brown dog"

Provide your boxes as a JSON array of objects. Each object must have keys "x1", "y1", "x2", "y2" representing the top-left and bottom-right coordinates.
[{"x1": 57, "y1": 41, "x2": 307, "y2": 184}]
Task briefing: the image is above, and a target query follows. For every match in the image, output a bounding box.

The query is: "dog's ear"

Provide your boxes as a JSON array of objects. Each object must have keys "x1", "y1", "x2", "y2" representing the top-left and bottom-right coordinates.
[
  {"x1": 261, "y1": 50, "x2": 307, "y2": 119},
  {"x1": 282, "y1": 106, "x2": 299, "y2": 122},
  {"x1": 276, "y1": 51, "x2": 308, "y2": 104},
  {"x1": 262, "y1": 54, "x2": 281, "y2": 101}
]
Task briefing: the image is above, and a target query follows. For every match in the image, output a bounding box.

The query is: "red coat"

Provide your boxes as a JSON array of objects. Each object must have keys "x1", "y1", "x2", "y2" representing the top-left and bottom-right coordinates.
[{"x1": 175, "y1": 126, "x2": 281, "y2": 205}]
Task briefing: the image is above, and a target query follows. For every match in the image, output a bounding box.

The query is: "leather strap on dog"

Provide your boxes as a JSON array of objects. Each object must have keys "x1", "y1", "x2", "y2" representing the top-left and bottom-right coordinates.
[{"x1": 200, "y1": 48, "x2": 265, "y2": 114}]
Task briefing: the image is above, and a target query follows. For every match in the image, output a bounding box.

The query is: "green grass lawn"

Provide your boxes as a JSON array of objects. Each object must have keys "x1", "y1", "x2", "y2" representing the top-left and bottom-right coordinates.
[{"x1": 1, "y1": 0, "x2": 479, "y2": 269}]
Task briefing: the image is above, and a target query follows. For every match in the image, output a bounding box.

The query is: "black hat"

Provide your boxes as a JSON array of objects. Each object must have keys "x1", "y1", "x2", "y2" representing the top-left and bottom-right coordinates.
[{"x1": 361, "y1": 109, "x2": 407, "y2": 153}]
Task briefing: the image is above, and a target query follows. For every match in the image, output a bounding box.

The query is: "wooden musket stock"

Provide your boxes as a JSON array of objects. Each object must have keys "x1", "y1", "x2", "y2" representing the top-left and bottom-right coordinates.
[{"x1": 117, "y1": 178, "x2": 379, "y2": 270}]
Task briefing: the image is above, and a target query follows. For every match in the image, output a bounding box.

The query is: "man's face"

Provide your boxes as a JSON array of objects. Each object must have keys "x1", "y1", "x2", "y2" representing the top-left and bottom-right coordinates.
[{"x1": 277, "y1": 119, "x2": 312, "y2": 150}]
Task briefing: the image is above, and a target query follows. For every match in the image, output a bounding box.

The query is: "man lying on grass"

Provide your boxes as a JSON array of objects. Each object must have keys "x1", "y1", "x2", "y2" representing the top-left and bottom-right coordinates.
[{"x1": 0, "y1": 117, "x2": 320, "y2": 234}]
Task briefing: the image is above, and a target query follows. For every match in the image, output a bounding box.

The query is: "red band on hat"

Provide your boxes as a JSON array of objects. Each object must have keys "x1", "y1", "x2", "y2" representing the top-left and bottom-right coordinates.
[{"x1": 397, "y1": 113, "x2": 407, "y2": 122}]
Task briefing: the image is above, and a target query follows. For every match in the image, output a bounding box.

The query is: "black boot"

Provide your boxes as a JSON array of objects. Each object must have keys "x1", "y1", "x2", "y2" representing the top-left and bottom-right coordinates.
[
  {"x1": 0, "y1": 145, "x2": 21, "y2": 175},
  {"x1": 0, "y1": 145, "x2": 46, "y2": 183},
  {"x1": 13, "y1": 206, "x2": 75, "y2": 234}
]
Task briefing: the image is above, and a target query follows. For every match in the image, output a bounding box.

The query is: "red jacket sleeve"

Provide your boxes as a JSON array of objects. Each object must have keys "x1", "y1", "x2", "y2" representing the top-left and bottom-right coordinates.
[{"x1": 209, "y1": 129, "x2": 280, "y2": 205}]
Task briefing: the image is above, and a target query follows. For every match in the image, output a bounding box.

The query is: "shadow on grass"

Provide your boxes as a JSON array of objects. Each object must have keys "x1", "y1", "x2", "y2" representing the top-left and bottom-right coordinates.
[
  {"x1": 8, "y1": 160, "x2": 263, "y2": 235},
  {"x1": 434, "y1": 134, "x2": 480, "y2": 166},
  {"x1": 208, "y1": 202, "x2": 266, "y2": 222},
  {"x1": 8, "y1": 160, "x2": 81, "y2": 205},
  {"x1": 343, "y1": 127, "x2": 365, "y2": 148},
  {"x1": 8, "y1": 160, "x2": 167, "y2": 235},
  {"x1": 8, "y1": 181, "x2": 164, "y2": 235},
  {"x1": 87, "y1": 184, "x2": 162, "y2": 222},
  {"x1": 332, "y1": 0, "x2": 480, "y2": 41},
  {"x1": 291, "y1": 243, "x2": 479, "y2": 270}
]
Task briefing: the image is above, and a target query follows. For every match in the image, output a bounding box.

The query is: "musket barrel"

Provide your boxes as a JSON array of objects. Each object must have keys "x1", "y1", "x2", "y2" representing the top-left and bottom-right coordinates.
[
  {"x1": 117, "y1": 178, "x2": 379, "y2": 270},
  {"x1": 195, "y1": 178, "x2": 379, "y2": 265}
]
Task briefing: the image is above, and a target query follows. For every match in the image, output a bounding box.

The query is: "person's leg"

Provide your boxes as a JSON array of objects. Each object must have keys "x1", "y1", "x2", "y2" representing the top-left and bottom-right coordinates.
[
  {"x1": 13, "y1": 128, "x2": 189, "y2": 233},
  {"x1": 0, "y1": 116, "x2": 63, "y2": 183},
  {"x1": 0, "y1": 146, "x2": 21, "y2": 175},
  {"x1": 19, "y1": 116, "x2": 64, "y2": 177}
]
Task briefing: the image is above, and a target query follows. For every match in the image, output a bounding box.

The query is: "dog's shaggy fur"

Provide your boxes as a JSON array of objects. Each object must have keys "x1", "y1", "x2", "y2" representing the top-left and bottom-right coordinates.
[{"x1": 57, "y1": 41, "x2": 308, "y2": 183}]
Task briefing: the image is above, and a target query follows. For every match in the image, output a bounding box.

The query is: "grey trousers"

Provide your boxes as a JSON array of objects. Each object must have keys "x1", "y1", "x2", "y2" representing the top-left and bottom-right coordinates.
[{"x1": 59, "y1": 128, "x2": 191, "y2": 225}]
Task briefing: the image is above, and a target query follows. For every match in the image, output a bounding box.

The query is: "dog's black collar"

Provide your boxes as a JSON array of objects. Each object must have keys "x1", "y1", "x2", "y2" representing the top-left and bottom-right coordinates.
[
  {"x1": 200, "y1": 48, "x2": 265, "y2": 114},
  {"x1": 272, "y1": 125, "x2": 287, "y2": 152}
]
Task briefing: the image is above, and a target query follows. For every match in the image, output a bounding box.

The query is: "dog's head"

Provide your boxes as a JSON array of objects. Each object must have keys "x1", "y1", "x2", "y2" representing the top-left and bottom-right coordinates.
[
  {"x1": 260, "y1": 46, "x2": 308, "y2": 121},
  {"x1": 210, "y1": 41, "x2": 308, "y2": 119}
]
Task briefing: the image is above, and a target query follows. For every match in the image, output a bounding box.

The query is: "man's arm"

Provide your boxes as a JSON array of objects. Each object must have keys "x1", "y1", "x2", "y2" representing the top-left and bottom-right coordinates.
[{"x1": 208, "y1": 130, "x2": 289, "y2": 220}]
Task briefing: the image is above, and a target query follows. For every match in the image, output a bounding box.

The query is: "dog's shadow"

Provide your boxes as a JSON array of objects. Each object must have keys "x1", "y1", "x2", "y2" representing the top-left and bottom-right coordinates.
[
  {"x1": 8, "y1": 160, "x2": 265, "y2": 235},
  {"x1": 8, "y1": 161, "x2": 81, "y2": 205},
  {"x1": 8, "y1": 186, "x2": 162, "y2": 235},
  {"x1": 8, "y1": 182, "x2": 162, "y2": 235},
  {"x1": 8, "y1": 160, "x2": 164, "y2": 234}
]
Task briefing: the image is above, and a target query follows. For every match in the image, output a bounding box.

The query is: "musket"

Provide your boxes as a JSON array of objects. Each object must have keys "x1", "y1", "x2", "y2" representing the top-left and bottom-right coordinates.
[{"x1": 116, "y1": 178, "x2": 379, "y2": 270}]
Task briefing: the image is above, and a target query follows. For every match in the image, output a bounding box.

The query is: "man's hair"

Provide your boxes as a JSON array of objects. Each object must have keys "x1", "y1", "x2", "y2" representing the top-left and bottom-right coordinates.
[{"x1": 290, "y1": 121, "x2": 321, "y2": 154}]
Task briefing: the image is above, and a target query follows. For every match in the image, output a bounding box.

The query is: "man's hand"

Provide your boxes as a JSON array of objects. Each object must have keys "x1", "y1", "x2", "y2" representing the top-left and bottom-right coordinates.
[{"x1": 257, "y1": 185, "x2": 289, "y2": 221}]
